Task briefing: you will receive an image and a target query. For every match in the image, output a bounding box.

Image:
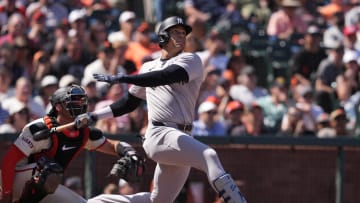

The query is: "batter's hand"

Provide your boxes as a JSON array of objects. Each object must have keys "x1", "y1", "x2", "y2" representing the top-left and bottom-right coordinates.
[
  {"x1": 93, "y1": 73, "x2": 124, "y2": 84},
  {"x1": 74, "y1": 112, "x2": 98, "y2": 129}
]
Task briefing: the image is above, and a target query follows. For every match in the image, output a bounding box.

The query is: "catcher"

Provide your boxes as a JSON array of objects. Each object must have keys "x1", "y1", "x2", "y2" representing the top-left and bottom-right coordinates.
[{"x1": 0, "y1": 85, "x2": 144, "y2": 203}]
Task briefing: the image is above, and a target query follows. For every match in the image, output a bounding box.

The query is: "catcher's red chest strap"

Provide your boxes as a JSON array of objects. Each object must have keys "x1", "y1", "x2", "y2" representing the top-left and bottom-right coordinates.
[
  {"x1": 44, "y1": 116, "x2": 57, "y2": 129},
  {"x1": 30, "y1": 116, "x2": 90, "y2": 169}
]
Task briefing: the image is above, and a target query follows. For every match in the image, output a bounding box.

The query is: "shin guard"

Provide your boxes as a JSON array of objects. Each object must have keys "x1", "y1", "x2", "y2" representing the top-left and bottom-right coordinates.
[{"x1": 213, "y1": 174, "x2": 247, "y2": 203}]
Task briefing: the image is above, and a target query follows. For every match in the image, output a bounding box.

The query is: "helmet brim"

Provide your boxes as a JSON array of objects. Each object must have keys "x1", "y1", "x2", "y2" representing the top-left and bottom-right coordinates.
[{"x1": 183, "y1": 24, "x2": 192, "y2": 35}]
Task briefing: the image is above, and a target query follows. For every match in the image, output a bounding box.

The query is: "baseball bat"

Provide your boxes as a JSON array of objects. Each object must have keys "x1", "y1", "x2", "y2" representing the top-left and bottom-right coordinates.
[
  {"x1": 33, "y1": 122, "x2": 76, "y2": 140},
  {"x1": 49, "y1": 122, "x2": 75, "y2": 133}
]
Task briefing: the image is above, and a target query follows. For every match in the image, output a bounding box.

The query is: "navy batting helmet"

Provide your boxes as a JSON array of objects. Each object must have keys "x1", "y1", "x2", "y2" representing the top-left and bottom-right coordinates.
[
  {"x1": 157, "y1": 16, "x2": 192, "y2": 48},
  {"x1": 50, "y1": 84, "x2": 88, "y2": 117}
]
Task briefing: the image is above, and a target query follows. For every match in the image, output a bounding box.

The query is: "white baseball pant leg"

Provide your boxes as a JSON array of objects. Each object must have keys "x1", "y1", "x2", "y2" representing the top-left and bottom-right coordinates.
[
  {"x1": 143, "y1": 127, "x2": 226, "y2": 202},
  {"x1": 87, "y1": 192, "x2": 151, "y2": 203},
  {"x1": 88, "y1": 126, "x2": 230, "y2": 203}
]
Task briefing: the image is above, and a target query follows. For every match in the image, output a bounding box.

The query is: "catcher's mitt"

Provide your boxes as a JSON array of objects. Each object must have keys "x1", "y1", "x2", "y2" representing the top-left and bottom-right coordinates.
[{"x1": 108, "y1": 154, "x2": 145, "y2": 183}]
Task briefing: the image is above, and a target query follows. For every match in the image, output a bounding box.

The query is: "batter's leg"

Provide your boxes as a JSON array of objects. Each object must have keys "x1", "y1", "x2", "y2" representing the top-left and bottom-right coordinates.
[
  {"x1": 144, "y1": 131, "x2": 225, "y2": 180},
  {"x1": 150, "y1": 163, "x2": 190, "y2": 203},
  {"x1": 40, "y1": 185, "x2": 86, "y2": 203},
  {"x1": 87, "y1": 192, "x2": 151, "y2": 203},
  {"x1": 144, "y1": 130, "x2": 246, "y2": 203}
]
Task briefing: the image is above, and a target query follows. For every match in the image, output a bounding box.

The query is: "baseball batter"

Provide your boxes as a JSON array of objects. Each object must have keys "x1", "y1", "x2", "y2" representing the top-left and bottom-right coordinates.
[
  {"x1": 75, "y1": 16, "x2": 247, "y2": 203},
  {"x1": 0, "y1": 85, "x2": 143, "y2": 203}
]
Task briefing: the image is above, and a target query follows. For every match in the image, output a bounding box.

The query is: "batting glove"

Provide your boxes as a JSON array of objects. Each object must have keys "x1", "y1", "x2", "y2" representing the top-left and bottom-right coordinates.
[
  {"x1": 74, "y1": 112, "x2": 98, "y2": 129},
  {"x1": 93, "y1": 73, "x2": 124, "y2": 84}
]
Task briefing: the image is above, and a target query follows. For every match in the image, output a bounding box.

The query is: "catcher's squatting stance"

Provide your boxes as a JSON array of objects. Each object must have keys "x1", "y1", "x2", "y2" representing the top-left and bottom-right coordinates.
[
  {"x1": 0, "y1": 85, "x2": 144, "y2": 203},
  {"x1": 75, "y1": 16, "x2": 247, "y2": 203}
]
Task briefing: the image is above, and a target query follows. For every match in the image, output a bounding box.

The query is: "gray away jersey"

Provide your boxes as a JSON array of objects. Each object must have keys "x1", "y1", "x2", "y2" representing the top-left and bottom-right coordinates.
[{"x1": 129, "y1": 52, "x2": 204, "y2": 124}]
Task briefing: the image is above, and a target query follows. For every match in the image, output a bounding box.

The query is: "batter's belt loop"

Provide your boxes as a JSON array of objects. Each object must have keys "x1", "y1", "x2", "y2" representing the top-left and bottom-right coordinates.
[{"x1": 152, "y1": 121, "x2": 193, "y2": 132}]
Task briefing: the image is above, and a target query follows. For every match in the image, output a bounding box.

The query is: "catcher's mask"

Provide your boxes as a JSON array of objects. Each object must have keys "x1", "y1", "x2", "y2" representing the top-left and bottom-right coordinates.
[
  {"x1": 157, "y1": 16, "x2": 192, "y2": 48},
  {"x1": 50, "y1": 85, "x2": 88, "y2": 117}
]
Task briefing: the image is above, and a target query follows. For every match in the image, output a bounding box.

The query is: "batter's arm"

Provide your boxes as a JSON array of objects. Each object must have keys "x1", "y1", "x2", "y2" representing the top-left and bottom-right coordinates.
[
  {"x1": 110, "y1": 92, "x2": 143, "y2": 117},
  {"x1": 75, "y1": 92, "x2": 143, "y2": 129},
  {"x1": 118, "y1": 64, "x2": 189, "y2": 87}
]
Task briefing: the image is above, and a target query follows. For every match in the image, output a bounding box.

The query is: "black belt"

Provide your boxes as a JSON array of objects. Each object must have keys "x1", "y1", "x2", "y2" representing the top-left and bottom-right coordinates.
[{"x1": 152, "y1": 121, "x2": 193, "y2": 132}]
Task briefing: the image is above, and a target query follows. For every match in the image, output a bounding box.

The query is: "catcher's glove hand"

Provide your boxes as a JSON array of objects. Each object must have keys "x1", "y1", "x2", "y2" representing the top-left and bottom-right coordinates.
[{"x1": 108, "y1": 154, "x2": 145, "y2": 183}]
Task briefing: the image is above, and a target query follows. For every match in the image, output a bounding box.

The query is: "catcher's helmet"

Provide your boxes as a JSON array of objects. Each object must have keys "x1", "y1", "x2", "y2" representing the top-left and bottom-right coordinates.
[
  {"x1": 50, "y1": 85, "x2": 88, "y2": 117},
  {"x1": 157, "y1": 16, "x2": 192, "y2": 48}
]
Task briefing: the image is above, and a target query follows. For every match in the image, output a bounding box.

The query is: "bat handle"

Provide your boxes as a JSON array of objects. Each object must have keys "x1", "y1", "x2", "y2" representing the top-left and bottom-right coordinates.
[{"x1": 50, "y1": 122, "x2": 75, "y2": 133}]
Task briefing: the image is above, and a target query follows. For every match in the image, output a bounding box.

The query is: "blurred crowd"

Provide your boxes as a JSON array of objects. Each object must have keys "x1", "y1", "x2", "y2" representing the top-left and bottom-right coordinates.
[{"x1": 0, "y1": 0, "x2": 359, "y2": 138}]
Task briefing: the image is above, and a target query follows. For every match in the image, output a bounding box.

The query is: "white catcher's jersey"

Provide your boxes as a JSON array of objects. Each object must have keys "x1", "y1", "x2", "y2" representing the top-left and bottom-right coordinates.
[{"x1": 129, "y1": 52, "x2": 203, "y2": 124}]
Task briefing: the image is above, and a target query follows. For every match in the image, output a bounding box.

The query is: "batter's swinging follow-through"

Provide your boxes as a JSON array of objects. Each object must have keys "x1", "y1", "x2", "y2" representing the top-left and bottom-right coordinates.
[{"x1": 75, "y1": 16, "x2": 247, "y2": 203}]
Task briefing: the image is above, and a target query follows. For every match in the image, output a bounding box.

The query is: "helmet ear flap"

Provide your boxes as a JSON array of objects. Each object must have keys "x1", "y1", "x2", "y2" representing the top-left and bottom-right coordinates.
[{"x1": 158, "y1": 31, "x2": 170, "y2": 48}]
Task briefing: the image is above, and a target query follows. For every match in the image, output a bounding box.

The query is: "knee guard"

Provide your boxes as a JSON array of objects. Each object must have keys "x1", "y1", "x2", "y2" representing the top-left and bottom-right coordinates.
[
  {"x1": 213, "y1": 174, "x2": 247, "y2": 203},
  {"x1": 18, "y1": 157, "x2": 64, "y2": 203}
]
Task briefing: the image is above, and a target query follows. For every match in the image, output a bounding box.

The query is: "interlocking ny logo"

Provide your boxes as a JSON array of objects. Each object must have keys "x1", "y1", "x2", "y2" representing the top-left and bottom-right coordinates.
[{"x1": 177, "y1": 17, "x2": 183, "y2": 24}]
